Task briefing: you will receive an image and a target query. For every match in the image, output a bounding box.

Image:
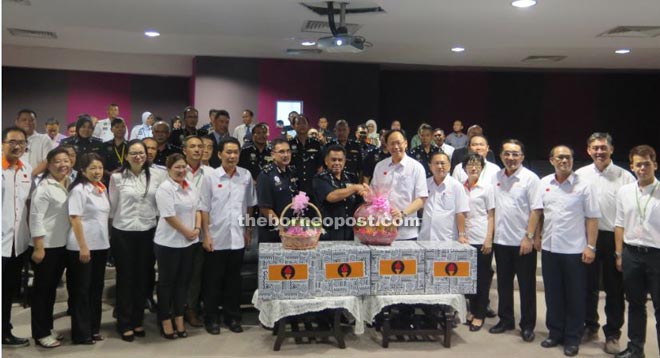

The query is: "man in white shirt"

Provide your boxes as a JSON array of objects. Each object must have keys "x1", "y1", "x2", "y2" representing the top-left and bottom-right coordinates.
[
  {"x1": 15, "y1": 109, "x2": 54, "y2": 176},
  {"x1": 614, "y1": 145, "x2": 660, "y2": 358},
  {"x1": 182, "y1": 136, "x2": 212, "y2": 328},
  {"x1": 45, "y1": 118, "x2": 67, "y2": 146},
  {"x1": 233, "y1": 109, "x2": 255, "y2": 147},
  {"x1": 490, "y1": 139, "x2": 542, "y2": 342},
  {"x1": 370, "y1": 130, "x2": 428, "y2": 240},
  {"x1": 200, "y1": 137, "x2": 257, "y2": 335},
  {"x1": 2, "y1": 127, "x2": 32, "y2": 348},
  {"x1": 575, "y1": 132, "x2": 635, "y2": 353},
  {"x1": 537, "y1": 145, "x2": 600, "y2": 357},
  {"x1": 419, "y1": 152, "x2": 469, "y2": 242},
  {"x1": 433, "y1": 128, "x2": 455, "y2": 161},
  {"x1": 93, "y1": 103, "x2": 124, "y2": 142},
  {"x1": 453, "y1": 135, "x2": 500, "y2": 184}
]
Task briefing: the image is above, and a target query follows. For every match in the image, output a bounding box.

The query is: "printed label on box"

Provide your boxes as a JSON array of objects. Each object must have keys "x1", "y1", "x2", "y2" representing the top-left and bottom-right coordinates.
[
  {"x1": 433, "y1": 261, "x2": 471, "y2": 277},
  {"x1": 267, "y1": 264, "x2": 309, "y2": 281},
  {"x1": 325, "y1": 262, "x2": 365, "y2": 279},
  {"x1": 379, "y1": 259, "x2": 417, "y2": 275}
]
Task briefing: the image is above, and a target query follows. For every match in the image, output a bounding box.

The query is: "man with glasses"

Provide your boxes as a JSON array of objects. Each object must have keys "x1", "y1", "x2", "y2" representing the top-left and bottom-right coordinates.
[
  {"x1": 490, "y1": 139, "x2": 542, "y2": 343},
  {"x1": 256, "y1": 138, "x2": 299, "y2": 243},
  {"x1": 575, "y1": 132, "x2": 635, "y2": 354},
  {"x1": 613, "y1": 145, "x2": 660, "y2": 358},
  {"x1": 2, "y1": 127, "x2": 32, "y2": 348},
  {"x1": 537, "y1": 145, "x2": 600, "y2": 357},
  {"x1": 433, "y1": 128, "x2": 454, "y2": 161}
]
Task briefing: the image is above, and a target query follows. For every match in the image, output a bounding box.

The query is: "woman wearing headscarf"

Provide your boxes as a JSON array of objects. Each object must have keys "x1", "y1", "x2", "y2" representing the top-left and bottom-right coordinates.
[
  {"x1": 59, "y1": 114, "x2": 103, "y2": 167},
  {"x1": 109, "y1": 139, "x2": 166, "y2": 341},
  {"x1": 66, "y1": 153, "x2": 110, "y2": 345},
  {"x1": 29, "y1": 148, "x2": 72, "y2": 348},
  {"x1": 365, "y1": 119, "x2": 380, "y2": 148},
  {"x1": 130, "y1": 112, "x2": 155, "y2": 140}
]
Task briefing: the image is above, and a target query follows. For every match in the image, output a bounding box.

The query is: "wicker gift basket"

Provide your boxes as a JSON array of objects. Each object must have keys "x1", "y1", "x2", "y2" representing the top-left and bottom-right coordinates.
[
  {"x1": 353, "y1": 188, "x2": 398, "y2": 245},
  {"x1": 278, "y1": 192, "x2": 323, "y2": 250}
]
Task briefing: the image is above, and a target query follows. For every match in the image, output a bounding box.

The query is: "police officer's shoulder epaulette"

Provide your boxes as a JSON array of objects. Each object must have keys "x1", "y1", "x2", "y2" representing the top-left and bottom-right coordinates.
[
  {"x1": 197, "y1": 128, "x2": 209, "y2": 136},
  {"x1": 262, "y1": 162, "x2": 276, "y2": 173},
  {"x1": 241, "y1": 143, "x2": 256, "y2": 151}
]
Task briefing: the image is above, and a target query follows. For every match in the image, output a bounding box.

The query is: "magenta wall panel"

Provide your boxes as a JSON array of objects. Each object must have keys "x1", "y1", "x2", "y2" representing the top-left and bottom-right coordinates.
[{"x1": 66, "y1": 71, "x2": 133, "y2": 126}]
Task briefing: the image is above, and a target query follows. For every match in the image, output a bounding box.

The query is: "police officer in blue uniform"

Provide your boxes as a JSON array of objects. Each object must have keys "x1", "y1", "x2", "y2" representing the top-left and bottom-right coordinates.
[
  {"x1": 408, "y1": 124, "x2": 441, "y2": 178},
  {"x1": 238, "y1": 123, "x2": 272, "y2": 181},
  {"x1": 326, "y1": 119, "x2": 364, "y2": 178},
  {"x1": 313, "y1": 145, "x2": 367, "y2": 241},
  {"x1": 362, "y1": 129, "x2": 391, "y2": 184},
  {"x1": 288, "y1": 115, "x2": 322, "y2": 197},
  {"x1": 256, "y1": 138, "x2": 298, "y2": 243},
  {"x1": 60, "y1": 114, "x2": 103, "y2": 169}
]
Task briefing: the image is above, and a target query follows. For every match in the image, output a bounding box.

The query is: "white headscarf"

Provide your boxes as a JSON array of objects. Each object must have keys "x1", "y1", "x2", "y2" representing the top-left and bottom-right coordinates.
[{"x1": 130, "y1": 111, "x2": 153, "y2": 139}]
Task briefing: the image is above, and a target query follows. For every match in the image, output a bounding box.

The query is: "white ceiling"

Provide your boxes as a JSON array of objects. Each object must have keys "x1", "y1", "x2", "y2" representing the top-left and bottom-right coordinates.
[{"x1": 3, "y1": 0, "x2": 660, "y2": 69}]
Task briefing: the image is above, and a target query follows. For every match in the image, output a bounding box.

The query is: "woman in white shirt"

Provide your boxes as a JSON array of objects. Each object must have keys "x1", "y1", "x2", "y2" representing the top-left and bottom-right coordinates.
[
  {"x1": 154, "y1": 153, "x2": 201, "y2": 339},
  {"x1": 29, "y1": 148, "x2": 72, "y2": 348},
  {"x1": 109, "y1": 139, "x2": 164, "y2": 341},
  {"x1": 462, "y1": 153, "x2": 495, "y2": 332},
  {"x1": 66, "y1": 153, "x2": 110, "y2": 345}
]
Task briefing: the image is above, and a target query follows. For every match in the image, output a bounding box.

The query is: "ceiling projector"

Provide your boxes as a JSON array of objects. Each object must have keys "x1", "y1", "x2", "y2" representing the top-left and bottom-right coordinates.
[{"x1": 317, "y1": 34, "x2": 365, "y2": 53}]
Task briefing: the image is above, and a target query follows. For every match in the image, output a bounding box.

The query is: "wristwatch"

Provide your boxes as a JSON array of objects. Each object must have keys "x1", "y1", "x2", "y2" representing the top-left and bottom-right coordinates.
[
  {"x1": 614, "y1": 251, "x2": 622, "y2": 258},
  {"x1": 526, "y1": 232, "x2": 534, "y2": 240},
  {"x1": 587, "y1": 244, "x2": 596, "y2": 252}
]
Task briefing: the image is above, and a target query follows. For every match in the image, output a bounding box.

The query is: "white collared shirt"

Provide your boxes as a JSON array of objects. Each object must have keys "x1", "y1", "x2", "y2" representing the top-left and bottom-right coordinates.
[
  {"x1": 93, "y1": 118, "x2": 128, "y2": 142},
  {"x1": 2, "y1": 159, "x2": 33, "y2": 257},
  {"x1": 109, "y1": 168, "x2": 166, "y2": 232},
  {"x1": 29, "y1": 177, "x2": 70, "y2": 248},
  {"x1": 537, "y1": 173, "x2": 601, "y2": 254},
  {"x1": 493, "y1": 166, "x2": 542, "y2": 246},
  {"x1": 615, "y1": 178, "x2": 660, "y2": 249},
  {"x1": 21, "y1": 132, "x2": 54, "y2": 170},
  {"x1": 233, "y1": 123, "x2": 255, "y2": 147},
  {"x1": 452, "y1": 160, "x2": 500, "y2": 184},
  {"x1": 441, "y1": 143, "x2": 455, "y2": 161},
  {"x1": 419, "y1": 175, "x2": 470, "y2": 242},
  {"x1": 67, "y1": 183, "x2": 111, "y2": 251},
  {"x1": 48, "y1": 133, "x2": 67, "y2": 146},
  {"x1": 465, "y1": 181, "x2": 495, "y2": 245},
  {"x1": 186, "y1": 164, "x2": 213, "y2": 193},
  {"x1": 575, "y1": 162, "x2": 635, "y2": 232},
  {"x1": 154, "y1": 177, "x2": 199, "y2": 248},
  {"x1": 371, "y1": 155, "x2": 429, "y2": 240},
  {"x1": 200, "y1": 166, "x2": 257, "y2": 250}
]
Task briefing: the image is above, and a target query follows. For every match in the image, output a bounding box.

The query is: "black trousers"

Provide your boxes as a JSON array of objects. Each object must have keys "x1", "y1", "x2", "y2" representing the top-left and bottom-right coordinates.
[
  {"x1": 467, "y1": 244, "x2": 494, "y2": 320},
  {"x1": 494, "y1": 244, "x2": 537, "y2": 330},
  {"x1": 111, "y1": 227, "x2": 155, "y2": 333},
  {"x1": 30, "y1": 247, "x2": 67, "y2": 339},
  {"x1": 154, "y1": 243, "x2": 194, "y2": 321},
  {"x1": 542, "y1": 250, "x2": 587, "y2": 347},
  {"x1": 2, "y1": 251, "x2": 26, "y2": 335},
  {"x1": 202, "y1": 248, "x2": 244, "y2": 325},
  {"x1": 67, "y1": 249, "x2": 108, "y2": 343},
  {"x1": 186, "y1": 242, "x2": 205, "y2": 312},
  {"x1": 622, "y1": 244, "x2": 660, "y2": 355},
  {"x1": 585, "y1": 230, "x2": 624, "y2": 339}
]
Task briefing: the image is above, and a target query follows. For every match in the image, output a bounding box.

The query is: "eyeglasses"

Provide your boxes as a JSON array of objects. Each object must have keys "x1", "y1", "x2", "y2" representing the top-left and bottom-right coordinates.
[
  {"x1": 128, "y1": 152, "x2": 146, "y2": 156},
  {"x1": 3, "y1": 140, "x2": 27, "y2": 147}
]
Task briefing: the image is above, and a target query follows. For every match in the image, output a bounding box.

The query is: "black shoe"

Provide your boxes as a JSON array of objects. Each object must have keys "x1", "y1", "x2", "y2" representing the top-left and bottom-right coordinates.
[
  {"x1": 488, "y1": 321, "x2": 515, "y2": 334},
  {"x1": 133, "y1": 329, "x2": 146, "y2": 338},
  {"x1": 469, "y1": 322, "x2": 483, "y2": 332},
  {"x1": 205, "y1": 323, "x2": 221, "y2": 335},
  {"x1": 2, "y1": 334, "x2": 30, "y2": 348},
  {"x1": 564, "y1": 345, "x2": 579, "y2": 357},
  {"x1": 226, "y1": 321, "x2": 243, "y2": 333},
  {"x1": 541, "y1": 338, "x2": 561, "y2": 348},
  {"x1": 160, "y1": 327, "x2": 176, "y2": 340},
  {"x1": 615, "y1": 347, "x2": 646, "y2": 358},
  {"x1": 176, "y1": 330, "x2": 188, "y2": 338},
  {"x1": 120, "y1": 332, "x2": 135, "y2": 342},
  {"x1": 486, "y1": 306, "x2": 497, "y2": 318},
  {"x1": 521, "y1": 329, "x2": 535, "y2": 342},
  {"x1": 72, "y1": 338, "x2": 96, "y2": 345}
]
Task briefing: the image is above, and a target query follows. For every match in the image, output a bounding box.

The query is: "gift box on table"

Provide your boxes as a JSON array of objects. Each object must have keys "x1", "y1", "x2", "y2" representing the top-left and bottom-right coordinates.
[
  {"x1": 313, "y1": 241, "x2": 371, "y2": 297},
  {"x1": 417, "y1": 241, "x2": 477, "y2": 294},
  {"x1": 258, "y1": 243, "x2": 315, "y2": 300},
  {"x1": 369, "y1": 241, "x2": 425, "y2": 295}
]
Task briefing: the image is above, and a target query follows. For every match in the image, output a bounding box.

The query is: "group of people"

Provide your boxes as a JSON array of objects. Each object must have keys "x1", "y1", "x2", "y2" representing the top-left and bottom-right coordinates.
[{"x1": 2, "y1": 105, "x2": 658, "y2": 358}]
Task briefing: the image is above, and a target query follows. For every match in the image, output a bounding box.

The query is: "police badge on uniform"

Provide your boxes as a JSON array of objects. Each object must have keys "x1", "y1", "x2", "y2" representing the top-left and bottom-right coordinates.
[{"x1": 274, "y1": 175, "x2": 281, "y2": 186}]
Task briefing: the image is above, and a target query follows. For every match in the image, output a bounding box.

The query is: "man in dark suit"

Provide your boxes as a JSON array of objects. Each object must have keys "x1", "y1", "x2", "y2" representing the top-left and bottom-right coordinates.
[{"x1": 206, "y1": 109, "x2": 233, "y2": 168}]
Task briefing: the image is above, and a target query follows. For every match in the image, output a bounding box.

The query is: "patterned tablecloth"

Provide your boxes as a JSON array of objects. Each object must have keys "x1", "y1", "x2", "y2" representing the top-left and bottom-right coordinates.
[
  {"x1": 252, "y1": 291, "x2": 467, "y2": 335},
  {"x1": 252, "y1": 291, "x2": 365, "y2": 334}
]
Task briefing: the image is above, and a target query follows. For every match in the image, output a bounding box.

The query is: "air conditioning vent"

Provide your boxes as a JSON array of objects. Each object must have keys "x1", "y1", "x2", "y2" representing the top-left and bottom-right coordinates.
[
  {"x1": 8, "y1": 28, "x2": 58, "y2": 39},
  {"x1": 301, "y1": 20, "x2": 361, "y2": 34},
  {"x1": 286, "y1": 48, "x2": 323, "y2": 55},
  {"x1": 599, "y1": 26, "x2": 660, "y2": 38},
  {"x1": 522, "y1": 55, "x2": 567, "y2": 63},
  {"x1": 5, "y1": 0, "x2": 31, "y2": 5}
]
